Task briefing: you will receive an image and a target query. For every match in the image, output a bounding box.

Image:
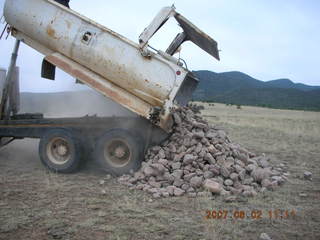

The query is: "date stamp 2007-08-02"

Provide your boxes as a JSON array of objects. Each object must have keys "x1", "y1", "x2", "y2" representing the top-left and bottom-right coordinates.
[{"x1": 205, "y1": 209, "x2": 297, "y2": 220}]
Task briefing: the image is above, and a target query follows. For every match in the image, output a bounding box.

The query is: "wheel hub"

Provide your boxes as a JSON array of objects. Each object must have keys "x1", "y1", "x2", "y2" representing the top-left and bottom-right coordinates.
[
  {"x1": 46, "y1": 137, "x2": 71, "y2": 165},
  {"x1": 114, "y1": 146, "x2": 126, "y2": 158},
  {"x1": 57, "y1": 145, "x2": 68, "y2": 156}
]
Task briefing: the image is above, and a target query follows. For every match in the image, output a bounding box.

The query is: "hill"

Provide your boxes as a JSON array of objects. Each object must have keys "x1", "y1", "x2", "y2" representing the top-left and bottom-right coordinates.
[{"x1": 193, "y1": 70, "x2": 320, "y2": 111}]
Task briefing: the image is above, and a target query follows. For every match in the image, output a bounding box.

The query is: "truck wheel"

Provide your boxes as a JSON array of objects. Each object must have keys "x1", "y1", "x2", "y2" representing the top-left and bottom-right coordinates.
[
  {"x1": 94, "y1": 129, "x2": 144, "y2": 176},
  {"x1": 39, "y1": 129, "x2": 83, "y2": 173}
]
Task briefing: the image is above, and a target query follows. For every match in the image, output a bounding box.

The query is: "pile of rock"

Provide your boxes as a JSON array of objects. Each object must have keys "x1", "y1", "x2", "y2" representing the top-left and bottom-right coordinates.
[{"x1": 118, "y1": 106, "x2": 288, "y2": 198}]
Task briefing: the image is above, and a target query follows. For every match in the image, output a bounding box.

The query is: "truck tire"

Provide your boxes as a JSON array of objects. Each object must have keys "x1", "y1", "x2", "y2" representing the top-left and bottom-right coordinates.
[
  {"x1": 94, "y1": 129, "x2": 144, "y2": 176},
  {"x1": 39, "y1": 129, "x2": 83, "y2": 173}
]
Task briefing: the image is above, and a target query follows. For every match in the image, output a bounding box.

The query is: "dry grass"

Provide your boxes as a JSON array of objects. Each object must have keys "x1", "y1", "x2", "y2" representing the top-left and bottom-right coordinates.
[{"x1": 0, "y1": 104, "x2": 319, "y2": 239}]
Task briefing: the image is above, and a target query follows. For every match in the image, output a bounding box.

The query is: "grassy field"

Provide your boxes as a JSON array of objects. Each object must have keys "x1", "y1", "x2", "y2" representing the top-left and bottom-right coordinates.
[{"x1": 0, "y1": 103, "x2": 319, "y2": 240}]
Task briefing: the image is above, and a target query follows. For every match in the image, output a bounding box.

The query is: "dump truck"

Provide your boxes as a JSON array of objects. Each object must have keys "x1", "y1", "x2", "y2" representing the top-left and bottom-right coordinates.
[{"x1": 0, "y1": 0, "x2": 219, "y2": 175}]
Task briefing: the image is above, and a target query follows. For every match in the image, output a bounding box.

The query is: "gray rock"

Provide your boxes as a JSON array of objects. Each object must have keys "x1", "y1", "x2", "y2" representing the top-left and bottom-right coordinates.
[
  {"x1": 150, "y1": 163, "x2": 166, "y2": 175},
  {"x1": 220, "y1": 166, "x2": 230, "y2": 178},
  {"x1": 246, "y1": 164, "x2": 257, "y2": 172},
  {"x1": 259, "y1": 233, "x2": 272, "y2": 240},
  {"x1": 304, "y1": 171, "x2": 312, "y2": 180},
  {"x1": 172, "y1": 170, "x2": 183, "y2": 180},
  {"x1": 203, "y1": 171, "x2": 214, "y2": 179},
  {"x1": 183, "y1": 154, "x2": 195, "y2": 164},
  {"x1": 251, "y1": 168, "x2": 271, "y2": 183},
  {"x1": 203, "y1": 179, "x2": 221, "y2": 194},
  {"x1": 171, "y1": 162, "x2": 181, "y2": 170},
  {"x1": 193, "y1": 131, "x2": 205, "y2": 139},
  {"x1": 173, "y1": 179, "x2": 184, "y2": 187},
  {"x1": 204, "y1": 152, "x2": 215, "y2": 164},
  {"x1": 261, "y1": 179, "x2": 272, "y2": 188},
  {"x1": 158, "y1": 159, "x2": 168, "y2": 166},
  {"x1": 166, "y1": 186, "x2": 175, "y2": 196},
  {"x1": 190, "y1": 176, "x2": 203, "y2": 188},
  {"x1": 174, "y1": 188, "x2": 185, "y2": 196},
  {"x1": 224, "y1": 179, "x2": 233, "y2": 186},
  {"x1": 229, "y1": 173, "x2": 238, "y2": 181},
  {"x1": 183, "y1": 173, "x2": 197, "y2": 181},
  {"x1": 144, "y1": 166, "x2": 156, "y2": 177}
]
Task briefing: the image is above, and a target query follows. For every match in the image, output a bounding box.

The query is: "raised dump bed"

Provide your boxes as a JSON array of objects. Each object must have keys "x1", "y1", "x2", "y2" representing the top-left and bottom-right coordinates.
[
  {"x1": 3, "y1": 0, "x2": 219, "y2": 131},
  {"x1": 1, "y1": 0, "x2": 220, "y2": 175}
]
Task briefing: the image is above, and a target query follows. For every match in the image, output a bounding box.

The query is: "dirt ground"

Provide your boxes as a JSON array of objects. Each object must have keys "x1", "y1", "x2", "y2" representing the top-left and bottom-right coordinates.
[{"x1": 0, "y1": 103, "x2": 319, "y2": 240}]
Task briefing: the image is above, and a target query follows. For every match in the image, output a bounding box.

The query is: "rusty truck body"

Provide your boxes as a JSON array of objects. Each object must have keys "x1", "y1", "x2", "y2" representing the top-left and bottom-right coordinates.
[{"x1": 0, "y1": 0, "x2": 219, "y2": 175}]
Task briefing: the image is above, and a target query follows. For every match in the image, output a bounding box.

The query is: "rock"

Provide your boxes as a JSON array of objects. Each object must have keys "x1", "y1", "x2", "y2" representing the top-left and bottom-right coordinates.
[
  {"x1": 99, "y1": 180, "x2": 105, "y2": 185},
  {"x1": 171, "y1": 162, "x2": 181, "y2": 170},
  {"x1": 206, "y1": 131, "x2": 217, "y2": 139},
  {"x1": 150, "y1": 181, "x2": 162, "y2": 188},
  {"x1": 203, "y1": 179, "x2": 221, "y2": 194},
  {"x1": 166, "y1": 186, "x2": 175, "y2": 196},
  {"x1": 163, "y1": 173, "x2": 175, "y2": 183},
  {"x1": 242, "y1": 177, "x2": 253, "y2": 185},
  {"x1": 224, "y1": 179, "x2": 233, "y2": 186},
  {"x1": 153, "y1": 192, "x2": 161, "y2": 198},
  {"x1": 116, "y1": 106, "x2": 285, "y2": 199},
  {"x1": 158, "y1": 159, "x2": 168, "y2": 166},
  {"x1": 299, "y1": 193, "x2": 308, "y2": 197},
  {"x1": 251, "y1": 168, "x2": 271, "y2": 183},
  {"x1": 188, "y1": 192, "x2": 197, "y2": 198},
  {"x1": 181, "y1": 184, "x2": 190, "y2": 191},
  {"x1": 234, "y1": 165, "x2": 244, "y2": 174},
  {"x1": 238, "y1": 169, "x2": 246, "y2": 181},
  {"x1": 183, "y1": 173, "x2": 197, "y2": 181},
  {"x1": 174, "y1": 188, "x2": 185, "y2": 196},
  {"x1": 207, "y1": 145, "x2": 218, "y2": 154},
  {"x1": 220, "y1": 166, "x2": 230, "y2": 178},
  {"x1": 150, "y1": 163, "x2": 166, "y2": 175},
  {"x1": 259, "y1": 233, "x2": 272, "y2": 240},
  {"x1": 261, "y1": 179, "x2": 272, "y2": 188},
  {"x1": 173, "y1": 112, "x2": 182, "y2": 125},
  {"x1": 224, "y1": 196, "x2": 237, "y2": 203},
  {"x1": 101, "y1": 189, "x2": 107, "y2": 195},
  {"x1": 158, "y1": 149, "x2": 166, "y2": 159},
  {"x1": 173, "y1": 179, "x2": 184, "y2": 187},
  {"x1": 172, "y1": 170, "x2": 183, "y2": 180},
  {"x1": 162, "y1": 191, "x2": 170, "y2": 197},
  {"x1": 304, "y1": 171, "x2": 312, "y2": 180},
  {"x1": 193, "y1": 131, "x2": 205, "y2": 139},
  {"x1": 204, "y1": 153, "x2": 215, "y2": 164},
  {"x1": 229, "y1": 173, "x2": 238, "y2": 180},
  {"x1": 246, "y1": 164, "x2": 257, "y2": 172},
  {"x1": 203, "y1": 171, "x2": 214, "y2": 179},
  {"x1": 183, "y1": 154, "x2": 195, "y2": 164},
  {"x1": 190, "y1": 176, "x2": 203, "y2": 188},
  {"x1": 242, "y1": 190, "x2": 257, "y2": 197},
  {"x1": 144, "y1": 166, "x2": 156, "y2": 177}
]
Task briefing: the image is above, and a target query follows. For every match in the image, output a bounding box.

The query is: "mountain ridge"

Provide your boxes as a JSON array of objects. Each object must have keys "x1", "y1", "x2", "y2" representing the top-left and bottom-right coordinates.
[{"x1": 193, "y1": 70, "x2": 320, "y2": 111}]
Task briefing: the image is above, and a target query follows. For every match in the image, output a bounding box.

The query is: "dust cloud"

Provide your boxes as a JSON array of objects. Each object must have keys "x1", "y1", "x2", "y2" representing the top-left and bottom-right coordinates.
[{"x1": 19, "y1": 90, "x2": 136, "y2": 118}]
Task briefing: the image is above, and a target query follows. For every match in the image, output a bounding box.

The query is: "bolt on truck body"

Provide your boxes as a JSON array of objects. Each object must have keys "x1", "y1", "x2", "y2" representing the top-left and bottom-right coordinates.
[{"x1": 0, "y1": 0, "x2": 220, "y2": 174}]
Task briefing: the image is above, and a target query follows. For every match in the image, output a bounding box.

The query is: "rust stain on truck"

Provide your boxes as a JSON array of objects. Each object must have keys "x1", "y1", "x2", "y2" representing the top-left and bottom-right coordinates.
[{"x1": 46, "y1": 25, "x2": 57, "y2": 39}]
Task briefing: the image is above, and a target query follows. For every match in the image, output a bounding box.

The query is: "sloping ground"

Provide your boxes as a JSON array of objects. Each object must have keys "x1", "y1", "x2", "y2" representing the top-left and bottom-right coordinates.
[{"x1": 0, "y1": 103, "x2": 319, "y2": 240}]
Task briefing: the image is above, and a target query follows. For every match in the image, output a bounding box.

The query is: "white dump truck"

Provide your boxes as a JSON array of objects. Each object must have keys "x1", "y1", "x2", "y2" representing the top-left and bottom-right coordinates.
[{"x1": 0, "y1": 0, "x2": 219, "y2": 175}]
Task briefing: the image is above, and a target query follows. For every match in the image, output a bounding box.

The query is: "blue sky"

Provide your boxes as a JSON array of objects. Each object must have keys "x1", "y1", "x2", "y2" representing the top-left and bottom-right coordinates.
[{"x1": 0, "y1": 0, "x2": 319, "y2": 92}]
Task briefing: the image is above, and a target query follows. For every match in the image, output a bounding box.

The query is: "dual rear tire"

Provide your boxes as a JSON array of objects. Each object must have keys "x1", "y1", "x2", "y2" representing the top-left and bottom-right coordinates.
[{"x1": 39, "y1": 128, "x2": 144, "y2": 175}]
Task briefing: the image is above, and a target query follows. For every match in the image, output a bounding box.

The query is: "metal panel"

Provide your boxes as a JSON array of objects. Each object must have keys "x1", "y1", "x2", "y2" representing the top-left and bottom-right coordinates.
[
  {"x1": 174, "y1": 14, "x2": 220, "y2": 60},
  {"x1": 4, "y1": 0, "x2": 187, "y2": 107}
]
